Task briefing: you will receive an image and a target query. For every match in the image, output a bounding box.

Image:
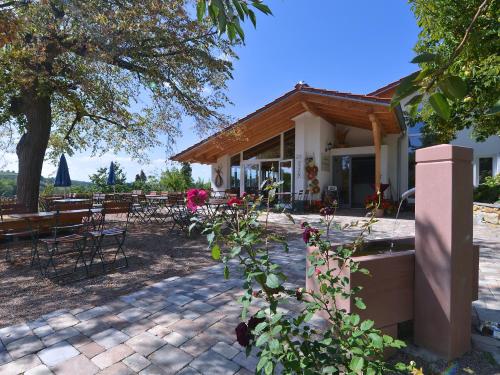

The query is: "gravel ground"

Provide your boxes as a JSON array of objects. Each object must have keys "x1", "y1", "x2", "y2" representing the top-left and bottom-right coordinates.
[{"x1": 0, "y1": 221, "x2": 215, "y2": 327}]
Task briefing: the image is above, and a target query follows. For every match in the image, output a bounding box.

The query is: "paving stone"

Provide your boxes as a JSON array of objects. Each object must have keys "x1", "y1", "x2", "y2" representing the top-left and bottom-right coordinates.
[
  {"x1": 75, "y1": 306, "x2": 112, "y2": 321},
  {"x1": 180, "y1": 332, "x2": 219, "y2": 357},
  {"x1": 177, "y1": 367, "x2": 201, "y2": 375},
  {"x1": 25, "y1": 364, "x2": 54, "y2": 375},
  {"x1": 166, "y1": 294, "x2": 193, "y2": 306},
  {"x1": 0, "y1": 323, "x2": 32, "y2": 345},
  {"x1": 150, "y1": 310, "x2": 181, "y2": 327},
  {"x1": 38, "y1": 341, "x2": 79, "y2": 367},
  {"x1": 170, "y1": 319, "x2": 206, "y2": 339},
  {"x1": 139, "y1": 364, "x2": 166, "y2": 375},
  {"x1": 183, "y1": 300, "x2": 216, "y2": 314},
  {"x1": 47, "y1": 313, "x2": 79, "y2": 331},
  {"x1": 148, "y1": 344, "x2": 193, "y2": 373},
  {"x1": 0, "y1": 350, "x2": 12, "y2": 366},
  {"x1": 182, "y1": 310, "x2": 201, "y2": 320},
  {"x1": 147, "y1": 325, "x2": 171, "y2": 338},
  {"x1": 91, "y1": 328, "x2": 130, "y2": 349},
  {"x1": 70, "y1": 305, "x2": 94, "y2": 316},
  {"x1": 117, "y1": 307, "x2": 150, "y2": 323},
  {"x1": 91, "y1": 344, "x2": 134, "y2": 369},
  {"x1": 0, "y1": 354, "x2": 42, "y2": 375},
  {"x1": 105, "y1": 300, "x2": 133, "y2": 315},
  {"x1": 234, "y1": 368, "x2": 253, "y2": 375},
  {"x1": 6, "y1": 334, "x2": 45, "y2": 360},
  {"x1": 42, "y1": 309, "x2": 69, "y2": 321},
  {"x1": 163, "y1": 331, "x2": 189, "y2": 347},
  {"x1": 122, "y1": 353, "x2": 150, "y2": 372},
  {"x1": 74, "y1": 318, "x2": 111, "y2": 337},
  {"x1": 42, "y1": 327, "x2": 80, "y2": 347},
  {"x1": 79, "y1": 342, "x2": 105, "y2": 359},
  {"x1": 99, "y1": 362, "x2": 134, "y2": 375},
  {"x1": 34, "y1": 325, "x2": 55, "y2": 338},
  {"x1": 52, "y1": 354, "x2": 100, "y2": 375},
  {"x1": 27, "y1": 318, "x2": 48, "y2": 330},
  {"x1": 66, "y1": 334, "x2": 92, "y2": 348},
  {"x1": 204, "y1": 322, "x2": 237, "y2": 344},
  {"x1": 189, "y1": 350, "x2": 240, "y2": 375},
  {"x1": 125, "y1": 332, "x2": 166, "y2": 357},
  {"x1": 212, "y1": 342, "x2": 240, "y2": 359},
  {"x1": 121, "y1": 318, "x2": 156, "y2": 338},
  {"x1": 134, "y1": 300, "x2": 170, "y2": 315},
  {"x1": 232, "y1": 352, "x2": 258, "y2": 372}
]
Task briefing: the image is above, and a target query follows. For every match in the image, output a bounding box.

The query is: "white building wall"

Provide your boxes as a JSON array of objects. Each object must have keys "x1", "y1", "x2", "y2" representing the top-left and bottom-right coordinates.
[
  {"x1": 211, "y1": 155, "x2": 230, "y2": 191},
  {"x1": 293, "y1": 112, "x2": 335, "y2": 199},
  {"x1": 450, "y1": 129, "x2": 500, "y2": 186}
]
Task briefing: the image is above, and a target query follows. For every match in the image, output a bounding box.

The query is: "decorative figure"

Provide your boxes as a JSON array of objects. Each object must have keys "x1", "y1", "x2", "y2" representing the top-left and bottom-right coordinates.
[{"x1": 214, "y1": 166, "x2": 223, "y2": 188}]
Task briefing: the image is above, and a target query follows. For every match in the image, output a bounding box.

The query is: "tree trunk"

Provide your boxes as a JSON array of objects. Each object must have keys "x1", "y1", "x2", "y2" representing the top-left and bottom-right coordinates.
[{"x1": 16, "y1": 91, "x2": 52, "y2": 212}]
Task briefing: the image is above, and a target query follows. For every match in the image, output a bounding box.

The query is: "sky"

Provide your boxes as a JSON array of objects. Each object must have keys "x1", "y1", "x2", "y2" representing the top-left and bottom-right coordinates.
[{"x1": 1, "y1": 0, "x2": 420, "y2": 182}]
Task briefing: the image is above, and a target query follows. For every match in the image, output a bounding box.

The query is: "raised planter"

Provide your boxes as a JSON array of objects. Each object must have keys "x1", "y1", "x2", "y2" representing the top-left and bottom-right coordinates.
[{"x1": 306, "y1": 237, "x2": 479, "y2": 333}]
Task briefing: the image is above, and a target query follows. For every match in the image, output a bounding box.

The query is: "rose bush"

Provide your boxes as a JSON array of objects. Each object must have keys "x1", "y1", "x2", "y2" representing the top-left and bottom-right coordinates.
[{"x1": 191, "y1": 181, "x2": 417, "y2": 374}]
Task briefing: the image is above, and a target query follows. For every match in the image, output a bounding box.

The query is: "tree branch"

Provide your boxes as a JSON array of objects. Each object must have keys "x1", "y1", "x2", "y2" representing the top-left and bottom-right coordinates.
[{"x1": 425, "y1": 0, "x2": 491, "y2": 91}]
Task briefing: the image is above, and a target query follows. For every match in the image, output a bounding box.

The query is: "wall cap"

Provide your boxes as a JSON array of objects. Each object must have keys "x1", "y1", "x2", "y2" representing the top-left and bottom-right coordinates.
[{"x1": 416, "y1": 144, "x2": 473, "y2": 163}]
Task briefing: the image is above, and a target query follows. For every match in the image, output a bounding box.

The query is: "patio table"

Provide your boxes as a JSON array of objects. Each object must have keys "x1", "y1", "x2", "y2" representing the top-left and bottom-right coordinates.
[{"x1": 52, "y1": 198, "x2": 91, "y2": 204}]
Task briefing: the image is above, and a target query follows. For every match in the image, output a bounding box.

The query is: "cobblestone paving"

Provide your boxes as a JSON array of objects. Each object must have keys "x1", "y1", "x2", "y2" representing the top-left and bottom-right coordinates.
[{"x1": 0, "y1": 213, "x2": 498, "y2": 374}]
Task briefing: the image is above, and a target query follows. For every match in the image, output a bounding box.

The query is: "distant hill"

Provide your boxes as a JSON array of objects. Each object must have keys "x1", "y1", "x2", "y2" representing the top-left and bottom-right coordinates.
[
  {"x1": 0, "y1": 170, "x2": 90, "y2": 186},
  {"x1": 0, "y1": 170, "x2": 91, "y2": 197}
]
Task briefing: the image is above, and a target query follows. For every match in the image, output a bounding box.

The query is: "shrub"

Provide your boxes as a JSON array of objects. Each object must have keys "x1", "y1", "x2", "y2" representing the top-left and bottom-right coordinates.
[{"x1": 474, "y1": 174, "x2": 500, "y2": 203}]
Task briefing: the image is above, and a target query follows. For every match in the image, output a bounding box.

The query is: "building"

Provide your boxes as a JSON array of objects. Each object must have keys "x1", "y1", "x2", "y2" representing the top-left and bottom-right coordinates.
[{"x1": 171, "y1": 77, "x2": 500, "y2": 207}]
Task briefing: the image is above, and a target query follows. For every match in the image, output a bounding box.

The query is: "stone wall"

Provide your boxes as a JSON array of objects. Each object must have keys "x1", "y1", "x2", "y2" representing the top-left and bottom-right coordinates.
[{"x1": 473, "y1": 202, "x2": 500, "y2": 225}]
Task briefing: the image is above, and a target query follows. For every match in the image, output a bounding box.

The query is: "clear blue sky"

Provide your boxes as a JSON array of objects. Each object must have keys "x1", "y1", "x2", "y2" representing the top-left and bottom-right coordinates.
[{"x1": 11, "y1": 0, "x2": 420, "y2": 182}]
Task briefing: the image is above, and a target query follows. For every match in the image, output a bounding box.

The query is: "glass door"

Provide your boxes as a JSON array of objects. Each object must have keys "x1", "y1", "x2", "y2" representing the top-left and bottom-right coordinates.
[
  {"x1": 279, "y1": 160, "x2": 293, "y2": 203},
  {"x1": 243, "y1": 163, "x2": 259, "y2": 195},
  {"x1": 260, "y1": 161, "x2": 279, "y2": 184},
  {"x1": 332, "y1": 156, "x2": 351, "y2": 207}
]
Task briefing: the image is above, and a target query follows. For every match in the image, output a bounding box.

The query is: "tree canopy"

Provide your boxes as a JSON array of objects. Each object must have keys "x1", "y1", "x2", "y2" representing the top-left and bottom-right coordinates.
[
  {"x1": 393, "y1": 0, "x2": 499, "y2": 142},
  {"x1": 0, "y1": 0, "x2": 271, "y2": 210}
]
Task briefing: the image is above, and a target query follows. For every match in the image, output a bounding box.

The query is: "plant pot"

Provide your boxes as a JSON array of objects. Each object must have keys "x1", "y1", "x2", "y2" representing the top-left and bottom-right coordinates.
[{"x1": 374, "y1": 208, "x2": 385, "y2": 217}]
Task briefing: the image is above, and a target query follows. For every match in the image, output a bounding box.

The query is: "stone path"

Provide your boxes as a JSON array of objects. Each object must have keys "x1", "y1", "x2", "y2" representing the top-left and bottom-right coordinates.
[{"x1": 0, "y1": 213, "x2": 498, "y2": 374}]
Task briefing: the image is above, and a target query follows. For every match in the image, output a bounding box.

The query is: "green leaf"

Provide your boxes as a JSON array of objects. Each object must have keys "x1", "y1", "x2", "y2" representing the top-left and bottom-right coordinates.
[
  {"x1": 368, "y1": 332, "x2": 383, "y2": 349},
  {"x1": 196, "y1": 0, "x2": 206, "y2": 21},
  {"x1": 255, "y1": 332, "x2": 269, "y2": 346},
  {"x1": 211, "y1": 244, "x2": 221, "y2": 260},
  {"x1": 360, "y1": 319, "x2": 374, "y2": 331},
  {"x1": 265, "y1": 274, "x2": 280, "y2": 289},
  {"x1": 354, "y1": 297, "x2": 366, "y2": 310},
  {"x1": 440, "y1": 76, "x2": 467, "y2": 99},
  {"x1": 487, "y1": 99, "x2": 500, "y2": 115},
  {"x1": 223, "y1": 264, "x2": 229, "y2": 279},
  {"x1": 254, "y1": 321, "x2": 268, "y2": 333},
  {"x1": 429, "y1": 92, "x2": 451, "y2": 120},
  {"x1": 252, "y1": 1, "x2": 272, "y2": 15},
  {"x1": 349, "y1": 356, "x2": 364, "y2": 372},
  {"x1": 264, "y1": 360, "x2": 274, "y2": 375},
  {"x1": 391, "y1": 71, "x2": 420, "y2": 107},
  {"x1": 410, "y1": 52, "x2": 437, "y2": 63}
]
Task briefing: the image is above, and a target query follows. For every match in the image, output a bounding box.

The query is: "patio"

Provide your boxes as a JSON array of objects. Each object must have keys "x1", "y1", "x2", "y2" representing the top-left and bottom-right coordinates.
[{"x1": 0, "y1": 212, "x2": 499, "y2": 374}]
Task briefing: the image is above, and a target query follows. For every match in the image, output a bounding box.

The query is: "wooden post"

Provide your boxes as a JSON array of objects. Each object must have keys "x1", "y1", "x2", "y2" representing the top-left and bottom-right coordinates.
[{"x1": 369, "y1": 114, "x2": 382, "y2": 192}]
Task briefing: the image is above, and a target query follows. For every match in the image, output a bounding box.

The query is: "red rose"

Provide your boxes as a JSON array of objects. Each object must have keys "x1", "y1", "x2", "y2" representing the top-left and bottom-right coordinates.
[
  {"x1": 235, "y1": 322, "x2": 250, "y2": 347},
  {"x1": 227, "y1": 197, "x2": 242, "y2": 206}
]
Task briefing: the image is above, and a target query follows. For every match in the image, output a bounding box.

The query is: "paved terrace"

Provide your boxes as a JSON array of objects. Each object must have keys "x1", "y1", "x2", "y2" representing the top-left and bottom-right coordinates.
[{"x1": 0, "y1": 213, "x2": 498, "y2": 374}]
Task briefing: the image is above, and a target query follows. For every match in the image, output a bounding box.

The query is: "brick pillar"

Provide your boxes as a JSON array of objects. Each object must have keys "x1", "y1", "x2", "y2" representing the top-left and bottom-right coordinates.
[{"x1": 414, "y1": 144, "x2": 473, "y2": 360}]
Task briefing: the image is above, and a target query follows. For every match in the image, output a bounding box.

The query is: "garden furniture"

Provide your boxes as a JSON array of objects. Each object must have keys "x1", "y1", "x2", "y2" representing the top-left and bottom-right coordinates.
[{"x1": 88, "y1": 201, "x2": 131, "y2": 271}]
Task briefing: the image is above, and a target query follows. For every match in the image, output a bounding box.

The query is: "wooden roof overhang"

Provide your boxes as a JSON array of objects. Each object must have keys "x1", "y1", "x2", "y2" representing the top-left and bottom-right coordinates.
[{"x1": 171, "y1": 85, "x2": 404, "y2": 164}]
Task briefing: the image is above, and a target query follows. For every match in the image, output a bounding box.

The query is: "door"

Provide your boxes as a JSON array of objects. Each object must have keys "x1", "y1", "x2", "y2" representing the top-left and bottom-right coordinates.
[
  {"x1": 332, "y1": 156, "x2": 351, "y2": 207},
  {"x1": 279, "y1": 160, "x2": 293, "y2": 203},
  {"x1": 351, "y1": 156, "x2": 375, "y2": 207},
  {"x1": 243, "y1": 163, "x2": 259, "y2": 195}
]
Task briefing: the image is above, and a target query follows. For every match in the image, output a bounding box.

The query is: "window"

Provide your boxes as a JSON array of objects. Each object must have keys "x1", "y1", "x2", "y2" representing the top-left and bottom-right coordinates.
[
  {"x1": 243, "y1": 135, "x2": 281, "y2": 160},
  {"x1": 230, "y1": 154, "x2": 240, "y2": 190},
  {"x1": 283, "y1": 129, "x2": 295, "y2": 159},
  {"x1": 407, "y1": 121, "x2": 437, "y2": 188},
  {"x1": 479, "y1": 157, "x2": 493, "y2": 183}
]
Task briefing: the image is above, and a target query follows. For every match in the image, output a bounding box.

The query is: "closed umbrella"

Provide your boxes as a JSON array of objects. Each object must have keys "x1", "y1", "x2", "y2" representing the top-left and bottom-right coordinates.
[
  {"x1": 54, "y1": 154, "x2": 71, "y2": 197},
  {"x1": 107, "y1": 162, "x2": 116, "y2": 193}
]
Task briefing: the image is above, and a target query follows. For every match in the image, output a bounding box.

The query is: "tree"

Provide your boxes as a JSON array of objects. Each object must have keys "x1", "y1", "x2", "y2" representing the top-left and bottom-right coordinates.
[
  {"x1": 0, "y1": 0, "x2": 271, "y2": 211},
  {"x1": 393, "y1": 0, "x2": 499, "y2": 142},
  {"x1": 89, "y1": 162, "x2": 127, "y2": 192},
  {"x1": 180, "y1": 162, "x2": 193, "y2": 186},
  {"x1": 135, "y1": 169, "x2": 147, "y2": 183},
  {"x1": 158, "y1": 167, "x2": 190, "y2": 192}
]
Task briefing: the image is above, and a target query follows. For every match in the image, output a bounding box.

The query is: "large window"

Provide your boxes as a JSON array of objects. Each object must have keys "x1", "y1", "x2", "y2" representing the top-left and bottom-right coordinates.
[
  {"x1": 283, "y1": 129, "x2": 295, "y2": 159},
  {"x1": 230, "y1": 154, "x2": 240, "y2": 190},
  {"x1": 479, "y1": 157, "x2": 493, "y2": 183},
  {"x1": 243, "y1": 135, "x2": 281, "y2": 160}
]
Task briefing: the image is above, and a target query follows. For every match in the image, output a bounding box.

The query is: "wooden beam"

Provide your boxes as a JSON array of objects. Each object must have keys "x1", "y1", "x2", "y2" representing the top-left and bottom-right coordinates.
[
  {"x1": 301, "y1": 101, "x2": 320, "y2": 117},
  {"x1": 369, "y1": 113, "x2": 382, "y2": 193}
]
